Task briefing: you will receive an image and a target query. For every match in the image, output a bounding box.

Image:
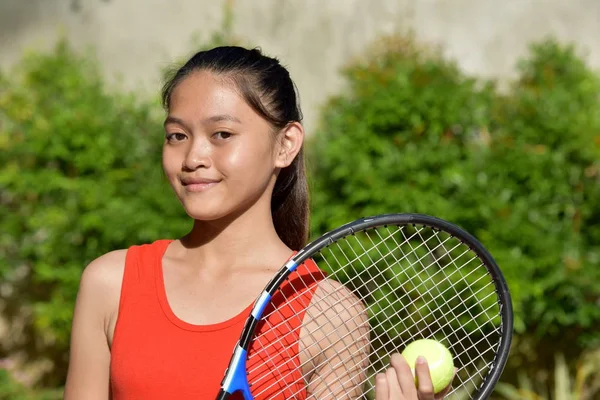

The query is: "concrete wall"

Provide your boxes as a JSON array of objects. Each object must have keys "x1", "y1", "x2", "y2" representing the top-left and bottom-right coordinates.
[{"x1": 1, "y1": 0, "x2": 600, "y2": 133}]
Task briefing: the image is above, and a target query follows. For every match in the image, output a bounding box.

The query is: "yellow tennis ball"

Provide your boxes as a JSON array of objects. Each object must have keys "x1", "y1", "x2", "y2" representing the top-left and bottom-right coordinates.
[{"x1": 401, "y1": 339, "x2": 455, "y2": 393}]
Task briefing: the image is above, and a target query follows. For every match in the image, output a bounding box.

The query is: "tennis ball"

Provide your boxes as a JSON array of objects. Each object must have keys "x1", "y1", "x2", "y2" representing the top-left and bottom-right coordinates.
[{"x1": 401, "y1": 339, "x2": 454, "y2": 393}]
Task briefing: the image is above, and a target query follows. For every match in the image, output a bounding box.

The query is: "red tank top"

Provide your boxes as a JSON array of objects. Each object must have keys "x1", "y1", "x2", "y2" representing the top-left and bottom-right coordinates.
[{"x1": 110, "y1": 240, "x2": 322, "y2": 399}]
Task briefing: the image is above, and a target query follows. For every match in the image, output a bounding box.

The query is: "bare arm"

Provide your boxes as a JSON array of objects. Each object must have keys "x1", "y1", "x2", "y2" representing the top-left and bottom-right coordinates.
[
  {"x1": 300, "y1": 280, "x2": 371, "y2": 400},
  {"x1": 64, "y1": 250, "x2": 126, "y2": 400}
]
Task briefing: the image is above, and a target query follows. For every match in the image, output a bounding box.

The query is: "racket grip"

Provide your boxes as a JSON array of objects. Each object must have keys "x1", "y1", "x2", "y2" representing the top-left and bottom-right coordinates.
[{"x1": 215, "y1": 389, "x2": 230, "y2": 400}]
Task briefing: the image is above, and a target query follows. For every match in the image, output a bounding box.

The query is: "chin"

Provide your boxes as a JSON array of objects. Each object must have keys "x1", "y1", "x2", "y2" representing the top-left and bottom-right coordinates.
[
  {"x1": 182, "y1": 204, "x2": 231, "y2": 222},
  {"x1": 174, "y1": 188, "x2": 228, "y2": 220},
  {"x1": 176, "y1": 185, "x2": 268, "y2": 223},
  {"x1": 181, "y1": 195, "x2": 263, "y2": 224}
]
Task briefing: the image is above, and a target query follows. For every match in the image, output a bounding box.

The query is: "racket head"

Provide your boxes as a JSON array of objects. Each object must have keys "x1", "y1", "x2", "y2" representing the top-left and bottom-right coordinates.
[{"x1": 217, "y1": 213, "x2": 513, "y2": 400}]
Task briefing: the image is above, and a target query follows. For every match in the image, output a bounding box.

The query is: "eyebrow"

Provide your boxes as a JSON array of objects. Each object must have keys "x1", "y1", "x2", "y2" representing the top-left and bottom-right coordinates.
[
  {"x1": 203, "y1": 114, "x2": 242, "y2": 124},
  {"x1": 163, "y1": 114, "x2": 242, "y2": 127}
]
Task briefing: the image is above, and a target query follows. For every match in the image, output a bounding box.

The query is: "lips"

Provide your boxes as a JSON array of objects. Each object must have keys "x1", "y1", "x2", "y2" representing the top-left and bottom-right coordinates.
[{"x1": 180, "y1": 177, "x2": 221, "y2": 192}]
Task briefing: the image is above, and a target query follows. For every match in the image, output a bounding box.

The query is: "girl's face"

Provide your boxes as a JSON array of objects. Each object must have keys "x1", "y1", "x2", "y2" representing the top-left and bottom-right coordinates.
[{"x1": 162, "y1": 71, "x2": 286, "y2": 222}]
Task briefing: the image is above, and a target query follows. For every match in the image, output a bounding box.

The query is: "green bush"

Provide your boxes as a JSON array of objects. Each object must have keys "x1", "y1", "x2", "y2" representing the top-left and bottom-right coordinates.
[
  {"x1": 478, "y1": 40, "x2": 600, "y2": 346},
  {"x1": 0, "y1": 40, "x2": 189, "y2": 388},
  {"x1": 0, "y1": 368, "x2": 62, "y2": 400},
  {"x1": 309, "y1": 35, "x2": 494, "y2": 231},
  {"x1": 476, "y1": 40, "x2": 600, "y2": 381},
  {"x1": 308, "y1": 34, "x2": 600, "y2": 378},
  {"x1": 495, "y1": 348, "x2": 600, "y2": 400}
]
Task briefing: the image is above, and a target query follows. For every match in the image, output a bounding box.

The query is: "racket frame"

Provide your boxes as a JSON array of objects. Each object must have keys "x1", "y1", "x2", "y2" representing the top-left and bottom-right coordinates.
[{"x1": 216, "y1": 213, "x2": 513, "y2": 400}]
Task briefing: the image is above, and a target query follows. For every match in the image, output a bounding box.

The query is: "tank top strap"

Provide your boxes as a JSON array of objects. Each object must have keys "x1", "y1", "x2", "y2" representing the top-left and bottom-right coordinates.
[
  {"x1": 130, "y1": 239, "x2": 171, "y2": 278},
  {"x1": 123, "y1": 239, "x2": 170, "y2": 292},
  {"x1": 114, "y1": 240, "x2": 173, "y2": 339}
]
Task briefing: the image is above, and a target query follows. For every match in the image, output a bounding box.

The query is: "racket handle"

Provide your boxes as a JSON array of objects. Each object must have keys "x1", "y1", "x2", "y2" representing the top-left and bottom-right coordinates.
[{"x1": 215, "y1": 389, "x2": 230, "y2": 400}]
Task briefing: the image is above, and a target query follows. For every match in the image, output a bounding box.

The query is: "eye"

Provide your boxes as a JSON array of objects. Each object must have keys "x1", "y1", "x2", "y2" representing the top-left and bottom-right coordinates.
[
  {"x1": 165, "y1": 132, "x2": 187, "y2": 142},
  {"x1": 213, "y1": 131, "x2": 232, "y2": 140}
]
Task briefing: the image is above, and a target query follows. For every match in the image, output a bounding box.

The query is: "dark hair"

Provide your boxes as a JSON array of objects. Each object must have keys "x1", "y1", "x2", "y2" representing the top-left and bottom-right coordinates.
[{"x1": 162, "y1": 46, "x2": 309, "y2": 250}]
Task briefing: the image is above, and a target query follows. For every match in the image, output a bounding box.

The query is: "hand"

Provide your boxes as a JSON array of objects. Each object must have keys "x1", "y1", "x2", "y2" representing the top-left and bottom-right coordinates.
[{"x1": 375, "y1": 353, "x2": 455, "y2": 400}]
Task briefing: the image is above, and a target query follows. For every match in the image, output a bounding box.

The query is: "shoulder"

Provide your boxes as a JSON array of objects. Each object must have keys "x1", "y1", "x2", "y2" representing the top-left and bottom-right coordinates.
[
  {"x1": 300, "y1": 279, "x2": 370, "y2": 381},
  {"x1": 75, "y1": 249, "x2": 130, "y2": 324},
  {"x1": 295, "y1": 260, "x2": 367, "y2": 325},
  {"x1": 311, "y1": 279, "x2": 367, "y2": 325},
  {"x1": 65, "y1": 251, "x2": 131, "y2": 398},
  {"x1": 301, "y1": 278, "x2": 368, "y2": 344},
  {"x1": 79, "y1": 240, "x2": 168, "y2": 292},
  {"x1": 79, "y1": 249, "x2": 128, "y2": 293},
  {"x1": 77, "y1": 240, "x2": 171, "y2": 311}
]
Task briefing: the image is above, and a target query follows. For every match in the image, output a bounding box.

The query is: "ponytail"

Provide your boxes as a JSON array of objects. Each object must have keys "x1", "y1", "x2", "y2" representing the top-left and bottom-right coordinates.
[{"x1": 271, "y1": 148, "x2": 309, "y2": 250}]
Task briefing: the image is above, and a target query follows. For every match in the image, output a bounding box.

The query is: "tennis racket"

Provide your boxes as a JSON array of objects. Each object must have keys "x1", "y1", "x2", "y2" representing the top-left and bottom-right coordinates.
[{"x1": 216, "y1": 213, "x2": 513, "y2": 399}]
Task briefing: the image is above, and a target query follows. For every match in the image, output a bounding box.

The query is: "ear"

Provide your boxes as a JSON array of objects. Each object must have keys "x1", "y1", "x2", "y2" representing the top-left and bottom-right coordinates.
[{"x1": 274, "y1": 122, "x2": 305, "y2": 168}]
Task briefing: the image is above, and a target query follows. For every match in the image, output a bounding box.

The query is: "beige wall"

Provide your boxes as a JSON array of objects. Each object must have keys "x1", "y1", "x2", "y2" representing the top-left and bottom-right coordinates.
[{"x1": 2, "y1": 0, "x2": 600, "y2": 134}]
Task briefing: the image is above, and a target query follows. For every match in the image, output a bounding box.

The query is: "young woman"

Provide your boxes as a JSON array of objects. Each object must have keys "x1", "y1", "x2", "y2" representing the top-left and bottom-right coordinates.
[{"x1": 64, "y1": 46, "x2": 452, "y2": 400}]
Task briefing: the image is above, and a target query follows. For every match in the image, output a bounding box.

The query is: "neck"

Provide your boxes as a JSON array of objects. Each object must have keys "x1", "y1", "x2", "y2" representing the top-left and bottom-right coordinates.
[{"x1": 177, "y1": 197, "x2": 291, "y2": 272}]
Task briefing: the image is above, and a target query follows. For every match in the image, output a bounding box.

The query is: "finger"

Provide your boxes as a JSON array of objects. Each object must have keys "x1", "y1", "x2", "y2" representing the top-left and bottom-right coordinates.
[
  {"x1": 386, "y1": 366, "x2": 404, "y2": 399},
  {"x1": 389, "y1": 353, "x2": 418, "y2": 398},
  {"x1": 375, "y1": 373, "x2": 389, "y2": 400},
  {"x1": 414, "y1": 356, "x2": 435, "y2": 400}
]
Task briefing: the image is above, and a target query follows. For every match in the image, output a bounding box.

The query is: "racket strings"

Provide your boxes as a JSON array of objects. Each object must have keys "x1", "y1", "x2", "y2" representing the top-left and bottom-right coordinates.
[
  {"x1": 247, "y1": 291, "x2": 312, "y2": 393},
  {"x1": 295, "y1": 230, "x2": 499, "y2": 399},
  {"x1": 247, "y1": 226, "x2": 423, "y2": 378},
  {"x1": 247, "y1": 227, "x2": 404, "y2": 373},
  {"x1": 251, "y1": 282, "x2": 370, "y2": 399},
  {"x1": 303, "y1": 296, "x2": 371, "y2": 400},
  {"x1": 250, "y1": 225, "x2": 451, "y2": 360},
  {"x1": 412, "y1": 228, "x2": 494, "y2": 328},
  {"x1": 248, "y1": 224, "x2": 503, "y2": 399},
  {"x1": 249, "y1": 277, "x2": 368, "y2": 393},
  {"x1": 253, "y1": 228, "x2": 492, "y2": 396},
  {"x1": 384, "y1": 228, "x2": 502, "y2": 397},
  {"x1": 284, "y1": 285, "x2": 497, "y2": 397},
  {"x1": 252, "y1": 298, "x2": 493, "y2": 399},
  {"x1": 255, "y1": 250, "x2": 494, "y2": 396},
  {"x1": 250, "y1": 314, "x2": 304, "y2": 390},
  {"x1": 292, "y1": 319, "x2": 502, "y2": 400},
  {"x1": 360, "y1": 227, "x2": 469, "y2": 334},
  {"x1": 389, "y1": 228, "x2": 501, "y2": 365}
]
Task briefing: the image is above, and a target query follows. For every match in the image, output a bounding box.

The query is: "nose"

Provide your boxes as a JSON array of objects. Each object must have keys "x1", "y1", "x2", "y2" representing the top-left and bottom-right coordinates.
[{"x1": 183, "y1": 137, "x2": 212, "y2": 171}]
